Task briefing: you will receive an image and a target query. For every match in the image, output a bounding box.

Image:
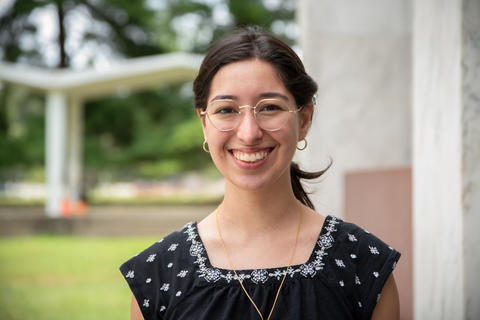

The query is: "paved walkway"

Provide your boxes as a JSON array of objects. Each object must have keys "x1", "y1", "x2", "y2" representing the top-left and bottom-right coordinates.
[{"x1": 0, "y1": 204, "x2": 217, "y2": 236}]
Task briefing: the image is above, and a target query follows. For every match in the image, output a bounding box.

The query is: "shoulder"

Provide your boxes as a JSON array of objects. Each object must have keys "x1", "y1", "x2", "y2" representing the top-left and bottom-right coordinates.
[
  {"x1": 120, "y1": 222, "x2": 195, "y2": 278},
  {"x1": 325, "y1": 216, "x2": 401, "y2": 319},
  {"x1": 334, "y1": 218, "x2": 400, "y2": 270},
  {"x1": 119, "y1": 222, "x2": 196, "y2": 319},
  {"x1": 121, "y1": 228, "x2": 185, "y2": 267}
]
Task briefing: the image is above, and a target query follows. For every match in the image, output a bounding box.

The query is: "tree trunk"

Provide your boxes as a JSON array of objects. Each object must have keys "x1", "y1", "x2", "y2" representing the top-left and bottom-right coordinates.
[{"x1": 56, "y1": 1, "x2": 67, "y2": 68}]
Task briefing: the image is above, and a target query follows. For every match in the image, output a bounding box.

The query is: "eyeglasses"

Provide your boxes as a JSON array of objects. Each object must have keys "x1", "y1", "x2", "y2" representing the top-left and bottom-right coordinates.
[{"x1": 200, "y1": 98, "x2": 303, "y2": 132}]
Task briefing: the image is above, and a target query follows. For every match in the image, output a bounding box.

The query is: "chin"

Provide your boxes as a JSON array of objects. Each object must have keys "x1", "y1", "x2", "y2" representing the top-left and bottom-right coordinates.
[
  {"x1": 225, "y1": 169, "x2": 290, "y2": 193},
  {"x1": 230, "y1": 179, "x2": 269, "y2": 192}
]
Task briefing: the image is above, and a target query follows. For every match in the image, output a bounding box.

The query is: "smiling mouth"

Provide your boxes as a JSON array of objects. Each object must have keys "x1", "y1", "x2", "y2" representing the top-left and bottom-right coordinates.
[{"x1": 231, "y1": 148, "x2": 273, "y2": 163}]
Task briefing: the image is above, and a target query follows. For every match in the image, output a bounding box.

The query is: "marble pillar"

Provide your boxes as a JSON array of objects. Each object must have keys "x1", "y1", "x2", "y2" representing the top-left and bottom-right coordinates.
[
  {"x1": 46, "y1": 90, "x2": 67, "y2": 217},
  {"x1": 297, "y1": 0, "x2": 412, "y2": 216},
  {"x1": 67, "y1": 96, "x2": 84, "y2": 204},
  {"x1": 412, "y1": 0, "x2": 480, "y2": 318}
]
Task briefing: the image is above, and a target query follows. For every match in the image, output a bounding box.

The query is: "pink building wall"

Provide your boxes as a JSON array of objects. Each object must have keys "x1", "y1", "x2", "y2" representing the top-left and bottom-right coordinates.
[{"x1": 345, "y1": 167, "x2": 412, "y2": 320}]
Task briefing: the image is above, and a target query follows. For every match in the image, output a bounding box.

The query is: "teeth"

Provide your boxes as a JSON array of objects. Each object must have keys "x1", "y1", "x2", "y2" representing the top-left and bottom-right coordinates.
[{"x1": 233, "y1": 151, "x2": 269, "y2": 162}]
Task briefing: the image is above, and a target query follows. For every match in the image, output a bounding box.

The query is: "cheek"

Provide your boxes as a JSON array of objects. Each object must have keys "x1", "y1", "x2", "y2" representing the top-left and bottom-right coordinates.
[
  {"x1": 284, "y1": 118, "x2": 301, "y2": 142},
  {"x1": 205, "y1": 129, "x2": 228, "y2": 154}
]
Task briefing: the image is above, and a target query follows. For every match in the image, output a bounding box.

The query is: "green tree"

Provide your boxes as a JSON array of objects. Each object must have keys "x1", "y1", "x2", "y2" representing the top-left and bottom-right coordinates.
[
  {"x1": 0, "y1": 0, "x2": 167, "y2": 67},
  {"x1": 0, "y1": 0, "x2": 296, "y2": 182}
]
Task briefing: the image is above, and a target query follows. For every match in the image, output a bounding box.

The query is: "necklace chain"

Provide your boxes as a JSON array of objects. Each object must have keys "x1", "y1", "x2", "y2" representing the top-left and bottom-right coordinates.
[{"x1": 215, "y1": 209, "x2": 302, "y2": 320}]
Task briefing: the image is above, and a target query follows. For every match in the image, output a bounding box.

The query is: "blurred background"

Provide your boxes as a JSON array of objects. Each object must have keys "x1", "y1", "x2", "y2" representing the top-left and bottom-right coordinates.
[
  {"x1": 0, "y1": 0, "x2": 479, "y2": 319},
  {"x1": 0, "y1": 0, "x2": 297, "y2": 208},
  {"x1": 0, "y1": 0, "x2": 298, "y2": 319}
]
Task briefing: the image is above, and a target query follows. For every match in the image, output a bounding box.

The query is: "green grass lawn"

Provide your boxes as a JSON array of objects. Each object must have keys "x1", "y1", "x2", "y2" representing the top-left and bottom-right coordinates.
[{"x1": 0, "y1": 235, "x2": 160, "y2": 320}]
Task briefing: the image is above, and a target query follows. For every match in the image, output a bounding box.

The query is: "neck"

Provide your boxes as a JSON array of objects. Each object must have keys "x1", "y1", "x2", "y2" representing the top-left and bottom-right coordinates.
[{"x1": 219, "y1": 177, "x2": 302, "y2": 233}]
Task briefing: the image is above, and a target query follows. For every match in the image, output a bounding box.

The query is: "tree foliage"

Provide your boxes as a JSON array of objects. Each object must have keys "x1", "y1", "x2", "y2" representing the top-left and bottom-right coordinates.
[{"x1": 0, "y1": 0, "x2": 296, "y2": 181}]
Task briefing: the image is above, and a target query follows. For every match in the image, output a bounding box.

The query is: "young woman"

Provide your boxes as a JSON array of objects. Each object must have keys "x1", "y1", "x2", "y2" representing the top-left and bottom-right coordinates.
[{"x1": 121, "y1": 27, "x2": 401, "y2": 320}]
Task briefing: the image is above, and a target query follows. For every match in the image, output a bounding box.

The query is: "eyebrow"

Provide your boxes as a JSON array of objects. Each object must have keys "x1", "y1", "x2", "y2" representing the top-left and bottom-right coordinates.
[
  {"x1": 259, "y1": 92, "x2": 289, "y2": 101},
  {"x1": 209, "y1": 92, "x2": 290, "y2": 103},
  {"x1": 210, "y1": 95, "x2": 237, "y2": 102}
]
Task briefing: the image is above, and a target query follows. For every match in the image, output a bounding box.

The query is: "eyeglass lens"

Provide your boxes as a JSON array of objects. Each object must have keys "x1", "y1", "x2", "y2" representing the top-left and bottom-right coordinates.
[{"x1": 206, "y1": 99, "x2": 296, "y2": 131}]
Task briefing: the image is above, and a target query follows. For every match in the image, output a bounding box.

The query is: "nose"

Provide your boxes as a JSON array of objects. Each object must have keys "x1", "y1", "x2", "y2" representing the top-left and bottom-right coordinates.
[{"x1": 236, "y1": 108, "x2": 263, "y2": 143}]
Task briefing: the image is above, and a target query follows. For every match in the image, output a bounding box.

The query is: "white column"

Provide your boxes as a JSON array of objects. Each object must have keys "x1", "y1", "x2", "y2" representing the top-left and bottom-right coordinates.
[
  {"x1": 297, "y1": 0, "x2": 411, "y2": 215},
  {"x1": 67, "y1": 96, "x2": 83, "y2": 204},
  {"x1": 462, "y1": 1, "x2": 480, "y2": 318},
  {"x1": 413, "y1": 0, "x2": 480, "y2": 318},
  {"x1": 46, "y1": 91, "x2": 67, "y2": 217}
]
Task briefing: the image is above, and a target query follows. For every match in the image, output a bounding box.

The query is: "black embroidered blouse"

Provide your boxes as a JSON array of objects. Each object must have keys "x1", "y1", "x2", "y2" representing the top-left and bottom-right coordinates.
[{"x1": 120, "y1": 215, "x2": 401, "y2": 320}]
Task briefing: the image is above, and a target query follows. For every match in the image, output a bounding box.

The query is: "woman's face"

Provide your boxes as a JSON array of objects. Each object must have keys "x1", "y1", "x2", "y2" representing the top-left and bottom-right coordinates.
[{"x1": 201, "y1": 59, "x2": 312, "y2": 191}]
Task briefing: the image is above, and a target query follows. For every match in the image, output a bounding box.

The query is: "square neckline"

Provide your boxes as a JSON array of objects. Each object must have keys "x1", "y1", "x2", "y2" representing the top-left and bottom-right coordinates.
[{"x1": 189, "y1": 215, "x2": 337, "y2": 278}]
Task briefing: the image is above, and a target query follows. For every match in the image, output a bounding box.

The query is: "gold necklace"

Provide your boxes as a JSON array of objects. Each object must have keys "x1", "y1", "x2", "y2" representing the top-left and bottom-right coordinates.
[{"x1": 215, "y1": 209, "x2": 302, "y2": 320}]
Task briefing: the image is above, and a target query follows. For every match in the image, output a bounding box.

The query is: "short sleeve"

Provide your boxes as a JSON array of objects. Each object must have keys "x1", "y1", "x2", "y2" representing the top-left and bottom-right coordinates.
[
  {"x1": 343, "y1": 223, "x2": 401, "y2": 319},
  {"x1": 120, "y1": 240, "x2": 167, "y2": 320}
]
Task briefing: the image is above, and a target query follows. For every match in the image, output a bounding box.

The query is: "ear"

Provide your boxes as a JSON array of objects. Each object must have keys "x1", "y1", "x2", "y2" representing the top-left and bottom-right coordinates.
[
  {"x1": 198, "y1": 109, "x2": 208, "y2": 137},
  {"x1": 298, "y1": 103, "x2": 313, "y2": 140}
]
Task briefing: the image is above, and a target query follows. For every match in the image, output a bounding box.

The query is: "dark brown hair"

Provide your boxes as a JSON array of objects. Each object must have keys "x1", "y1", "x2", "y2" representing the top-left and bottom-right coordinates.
[{"x1": 193, "y1": 26, "x2": 330, "y2": 210}]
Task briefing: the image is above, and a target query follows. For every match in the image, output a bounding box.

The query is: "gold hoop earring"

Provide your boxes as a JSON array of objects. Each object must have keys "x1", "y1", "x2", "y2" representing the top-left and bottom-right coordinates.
[
  {"x1": 296, "y1": 138, "x2": 307, "y2": 150},
  {"x1": 202, "y1": 140, "x2": 210, "y2": 153}
]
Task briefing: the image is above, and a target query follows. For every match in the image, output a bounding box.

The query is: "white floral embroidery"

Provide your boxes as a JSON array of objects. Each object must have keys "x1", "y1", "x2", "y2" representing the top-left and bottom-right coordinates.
[
  {"x1": 364, "y1": 229, "x2": 370, "y2": 234},
  {"x1": 325, "y1": 221, "x2": 338, "y2": 233},
  {"x1": 160, "y1": 306, "x2": 166, "y2": 312},
  {"x1": 393, "y1": 261, "x2": 397, "y2": 269},
  {"x1": 237, "y1": 273, "x2": 247, "y2": 281},
  {"x1": 373, "y1": 271, "x2": 379, "y2": 278},
  {"x1": 146, "y1": 278, "x2": 151, "y2": 283},
  {"x1": 167, "y1": 263, "x2": 173, "y2": 268},
  {"x1": 176, "y1": 291, "x2": 182, "y2": 297},
  {"x1": 335, "y1": 259, "x2": 346, "y2": 268},
  {"x1": 196, "y1": 256, "x2": 207, "y2": 264},
  {"x1": 355, "y1": 274, "x2": 361, "y2": 285},
  {"x1": 157, "y1": 239, "x2": 164, "y2": 243},
  {"x1": 350, "y1": 254, "x2": 357, "y2": 259},
  {"x1": 339, "y1": 280, "x2": 344, "y2": 287},
  {"x1": 251, "y1": 269, "x2": 269, "y2": 284},
  {"x1": 125, "y1": 270, "x2": 135, "y2": 278},
  {"x1": 203, "y1": 267, "x2": 221, "y2": 282},
  {"x1": 272, "y1": 269, "x2": 285, "y2": 280},
  {"x1": 160, "y1": 283, "x2": 170, "y2": 291},
  {"x1": 287, "y1": 267, "x2": 297, "y2": 278},
  {"x1": 348, "y1": 233, "x2": 357, "y2": 242},
  {"x1": 177, "y1": 270, "x2": 189, "y2": 278},
  {"x1": 183, "y1": 216, "x2": 341, "y2": 284},
  {"x1": 189, "y1": 242, "x2": 204, "y2": 256},
  {"x1": 168, "y1": 244, "x2": 179, "y2": 251},
  {"x1": 358, "y1": 301, "x2": 363, "y2": 308},
  {"x1": 146, "y1": 254, "x2": 156, "y2": 262},
  {"x1": 369, "y1": 246, "x2": 380, "y2": 255},
  {"x1": 299, "y1": 264, "x2": 316, "y2": 277},
  {"x1": 317, "y1": 234, "x2": 334, "y2": 248},
  {"x1": 225, "y1": 272, "x2": 234, "y2": 283},
  {"x1": 143, "y1": 299, "x2": 149, "y2": 307}
]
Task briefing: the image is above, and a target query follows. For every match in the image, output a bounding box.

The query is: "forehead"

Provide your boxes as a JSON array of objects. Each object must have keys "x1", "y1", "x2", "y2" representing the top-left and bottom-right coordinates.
[{"x1": 208, "y1": 59, "x2": 291, "y2": 102}]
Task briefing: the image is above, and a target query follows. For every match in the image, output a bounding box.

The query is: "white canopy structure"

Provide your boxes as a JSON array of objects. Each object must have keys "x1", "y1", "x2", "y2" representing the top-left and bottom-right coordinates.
[{"x1": 0, "y1": 53, "x2": 203, "y2": 217}]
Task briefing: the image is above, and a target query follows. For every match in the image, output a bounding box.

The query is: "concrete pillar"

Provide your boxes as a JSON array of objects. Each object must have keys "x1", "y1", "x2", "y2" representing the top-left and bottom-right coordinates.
[
  {"x1": 45, "y1": 91, "x2": 67, "y2": 217},
  {"x1": 297, "y1": 0, "x2": 412, "y2": 215},
  {"x1": 67, "y1": 96, "x2": 83, "y2": 204},
  {"x1": 412, "y1": 0, "x2": 480, "y2": 318}
]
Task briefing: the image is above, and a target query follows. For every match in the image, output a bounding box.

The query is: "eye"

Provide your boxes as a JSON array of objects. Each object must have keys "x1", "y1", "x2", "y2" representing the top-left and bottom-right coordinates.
[
  {"x1": 208, "y1": 101, "x2": 239, "y2": 115},
  {"x1": 257, "y1": 102, "x2": 286, "y2": 113},
  {"x1": 259, "y1": 104, "x2": 281, "y2": 112},
  {"x1": 215, "y1": 107, "x2": 237, "y2": 114}
]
